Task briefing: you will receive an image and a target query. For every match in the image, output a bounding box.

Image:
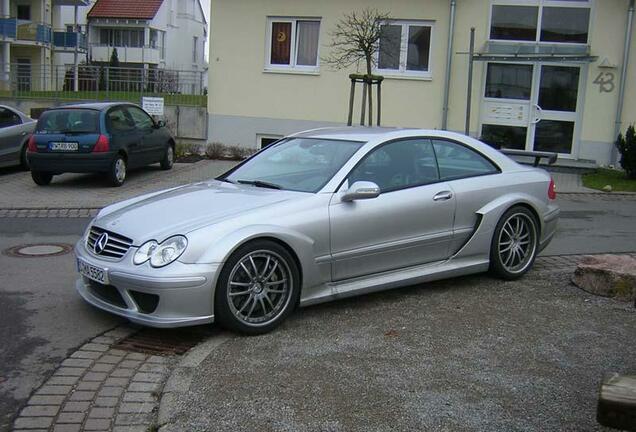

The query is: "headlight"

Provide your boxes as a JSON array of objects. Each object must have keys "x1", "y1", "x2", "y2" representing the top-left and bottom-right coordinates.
[{"x1": 134, "y1": 236, "x2": 187, "y2": 268}]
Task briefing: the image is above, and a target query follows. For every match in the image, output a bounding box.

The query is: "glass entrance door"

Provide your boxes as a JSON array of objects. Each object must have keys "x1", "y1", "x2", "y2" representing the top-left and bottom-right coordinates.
[{"x1": 480, "y1": 62, "x2": 582, "y2": 157}]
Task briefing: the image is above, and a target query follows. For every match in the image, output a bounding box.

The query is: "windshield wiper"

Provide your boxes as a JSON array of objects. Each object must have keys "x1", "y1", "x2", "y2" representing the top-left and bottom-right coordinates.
[{"x1": 236, "y1": 179, "x2": 282, "y2": 190}]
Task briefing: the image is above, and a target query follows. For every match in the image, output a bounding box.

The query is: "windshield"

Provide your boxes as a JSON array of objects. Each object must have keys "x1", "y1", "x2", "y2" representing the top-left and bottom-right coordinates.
[
  {"x1": 36, "y1": 109, "x2": 100, "y2": 134},
  {"x1": 222, "y1": 138, "x2": 365, "y2": 193}
]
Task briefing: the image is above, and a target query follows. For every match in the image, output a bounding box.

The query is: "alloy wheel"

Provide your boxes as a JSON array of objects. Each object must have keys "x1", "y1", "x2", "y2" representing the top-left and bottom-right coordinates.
[
  {"x1": 115, "y1": 159, "x2": 126, "y2": 183},
  {"x1": 497, "y1": 213, "x2": 537, "y2": 274},
  {"x1": 226, "y1": 250, "x2": 292, "y2": 326}
]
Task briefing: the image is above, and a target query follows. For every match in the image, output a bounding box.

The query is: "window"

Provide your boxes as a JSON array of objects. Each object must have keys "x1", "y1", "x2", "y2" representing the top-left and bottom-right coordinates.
[
  {"x1": 481, "y1": 125, "x2": 527, "y2": 150},
  {"x1": 0, "y1": 108, "x2": 21, "y2": 129},
  {"x1": 377, "y1": 21, "x2": 433, "y2": 78},
  {"x1": 490, "y1": 1, "x2": 591, "y2": 44},
  {"x1": 17, "y1": 5, "x2": 30, "y2": 20},
  {"x1": 349, "y1": 139, "x2": 439, "y2": 192},
  {"x1": 126, "y1": 107, "x2": 154, "y2": 130},
  {"x1": 99, "y1": 29, "x2": 144, "y2": 47},
  {"x1": 37, "y1": 110, "x2": 100, "y2": 134},
  {"x1": 193, "y1": 36, "x2": 198, "y2": 63},
  {"x1": 485, "y1": 63, "x2": 533, "y2": 100},
  {"x1": 432, "y1": 140, "x2": 499, "y2": 180},
  {"x1": 266, "y1": 17, "x2": 320, "y2": 72},
  {"x1": 257, "y1": 134, "x2": 283, "y2": 149},
  {"x1": 107, "y1": 108, "x2": 134, "y2": 133}
]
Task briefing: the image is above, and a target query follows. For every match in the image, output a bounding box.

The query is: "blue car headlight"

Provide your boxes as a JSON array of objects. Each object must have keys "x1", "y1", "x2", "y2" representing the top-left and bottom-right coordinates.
[{"x1": 134, "y1": 235, "x2": 188, "y2": 268}]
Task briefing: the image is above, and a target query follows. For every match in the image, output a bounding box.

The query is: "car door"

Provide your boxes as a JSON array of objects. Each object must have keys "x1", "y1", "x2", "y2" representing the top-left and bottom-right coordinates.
[
  {"x1": 106, "y1": 107, "x2": 143, "y2": 167},
  {"x1": 125, "y1": 106, "x2": 162, "y2": 165},
  {"x1": 0, "y1": 107, "x2": 26, "y2": 166},
  {"x1": 430, "y1": 138, "x2": 503, "y2": 254},
  {"x1": 329, "y1": 138, "x2": 456, "y2": 281}
]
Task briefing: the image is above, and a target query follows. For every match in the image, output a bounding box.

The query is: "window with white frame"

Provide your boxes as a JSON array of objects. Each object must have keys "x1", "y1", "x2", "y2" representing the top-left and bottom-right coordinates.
[
  {"x1": 377, "y1": 20, "x2": 434, "y2": 78},
  {"x1": 266, "y1": 17, "x2": 321, "y2": 72},
  {"x1": 490, "y1": 0, "x2": 592, "y2": 44}
]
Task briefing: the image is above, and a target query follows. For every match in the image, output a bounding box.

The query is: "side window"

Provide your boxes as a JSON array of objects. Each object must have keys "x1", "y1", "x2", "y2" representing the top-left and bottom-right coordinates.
[
  {"x1": 349, "y1": 139, "x2": 440, "y2": 192},
  {"x1": 107, "y1": 108, "x2": 134, "y2": 133},
  {"x1": 432, "y1": 139, "x2": 499, "y2": 180},
  {"x1": 0, "y1": 108, "x2": 22, "y2": 129},
  {"x1": 126, "y1": 107, "x2": 154, "y2": 130}
]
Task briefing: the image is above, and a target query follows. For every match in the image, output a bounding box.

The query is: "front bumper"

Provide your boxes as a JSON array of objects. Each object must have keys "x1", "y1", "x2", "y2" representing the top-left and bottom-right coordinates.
[
  {"x1": 75, "y1": 240, "x2": 220, "y2": 328},
  {"x1": 28, "y1": 151, "x2": 115, "y2": 174}
]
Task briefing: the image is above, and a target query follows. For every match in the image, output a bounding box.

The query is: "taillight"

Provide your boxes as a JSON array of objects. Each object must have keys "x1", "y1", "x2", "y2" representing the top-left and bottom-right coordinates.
[
  {"x1": 27, "y1": 135, "x2": 37, "y2": 152},
  {"x1": 548, "y1": 178, "x2": 557, "y2": 200},
  {"x1": 93, "y1": 134, "x2": 110, "y2": 153}
]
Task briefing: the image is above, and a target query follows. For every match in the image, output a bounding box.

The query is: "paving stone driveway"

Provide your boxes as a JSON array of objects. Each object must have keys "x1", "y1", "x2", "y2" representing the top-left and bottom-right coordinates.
[{"x1": 0, "y1": 160, "x2": 237, "y2": 210}]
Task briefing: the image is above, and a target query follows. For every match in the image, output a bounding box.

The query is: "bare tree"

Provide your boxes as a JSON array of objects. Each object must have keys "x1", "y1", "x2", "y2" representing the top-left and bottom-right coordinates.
[{"x1": 322, "y1": 8, "x2": 395, "y2": 125}]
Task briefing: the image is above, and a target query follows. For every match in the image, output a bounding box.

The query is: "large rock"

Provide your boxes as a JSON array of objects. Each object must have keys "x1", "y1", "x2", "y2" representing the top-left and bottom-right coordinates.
[{"x1": 572, "y1": 255, "x2": 636, "y2": 302}]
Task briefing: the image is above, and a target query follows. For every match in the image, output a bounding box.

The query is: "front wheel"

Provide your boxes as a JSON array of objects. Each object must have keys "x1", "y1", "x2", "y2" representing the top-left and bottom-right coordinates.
[
  {"x1": 108, "y1": 156, "x2": 127, "y2": 187},
  {"x1": 489, "y1": 206, "x2": 539, "y2": 280},
  {"x1": 215, "y1": 240, "x2": 300, "y2": 335},
  {"x1": 31, "y1": 171, "x2": 53, "y2": 186}
]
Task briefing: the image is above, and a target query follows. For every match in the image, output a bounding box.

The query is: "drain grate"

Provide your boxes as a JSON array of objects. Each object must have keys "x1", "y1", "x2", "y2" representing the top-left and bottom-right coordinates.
[{"x1": 113, "y1": 326, "x2": 216, "y2": 356}]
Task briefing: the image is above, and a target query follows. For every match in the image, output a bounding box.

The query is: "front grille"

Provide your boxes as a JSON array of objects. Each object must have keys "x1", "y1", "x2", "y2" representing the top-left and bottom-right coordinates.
[{"x1": 87, "y1": 226, "x2": 133, "y2": 259}]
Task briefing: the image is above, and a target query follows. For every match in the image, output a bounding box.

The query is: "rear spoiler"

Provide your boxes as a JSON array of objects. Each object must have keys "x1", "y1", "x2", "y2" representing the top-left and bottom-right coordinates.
[{"x1": 499, "y1": 149, "x2": 558, "y2": 167}]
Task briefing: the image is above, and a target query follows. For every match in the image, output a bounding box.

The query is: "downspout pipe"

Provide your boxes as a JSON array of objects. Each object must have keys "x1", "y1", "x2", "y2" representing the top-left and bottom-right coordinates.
[
  {"x1": 612, "y1": 0, "x2": 634, "y2": 164},
  {"x1": 441, "y1": 0, "x2": 456, "y2": 130}
]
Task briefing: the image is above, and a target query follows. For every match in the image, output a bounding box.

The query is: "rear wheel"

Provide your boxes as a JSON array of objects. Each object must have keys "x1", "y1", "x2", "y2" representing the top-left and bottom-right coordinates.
[
  {"x1": 108, "y1": 156, "x2": 127, "y2": 187},
  {"x1": 160, "y1": 144, "x2": 174, "y2": 170},
  {"x1": 31, "y1": 171, "x2": 53, "y2": 186},
  {"x1": 215, "y1": 240, "x2": 300, "y2": 335},
  {"x1": 489, "y1": 206, "x2": 539, "y2": 280}
]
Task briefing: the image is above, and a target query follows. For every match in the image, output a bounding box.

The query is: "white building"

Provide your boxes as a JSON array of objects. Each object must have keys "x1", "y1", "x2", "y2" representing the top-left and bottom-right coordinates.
[{"x1": 86, "y1": 0, "x2": 208, "y2": 71}]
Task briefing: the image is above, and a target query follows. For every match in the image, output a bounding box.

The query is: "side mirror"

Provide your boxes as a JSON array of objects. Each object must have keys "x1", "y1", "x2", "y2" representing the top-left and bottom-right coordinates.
[
  {"x1": 341, "y1": 181, "x2": 381, "y2": 202},
  {"x1": 155, "y1": 120, "x2": 166, "y2": 128}
]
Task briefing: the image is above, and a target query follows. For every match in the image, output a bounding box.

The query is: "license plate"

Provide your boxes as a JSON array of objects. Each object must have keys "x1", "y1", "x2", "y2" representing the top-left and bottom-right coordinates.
[
  {"x1": 78, "y1": 259, "x2": 109, "y2": 285},
  {"x1": 50, "y1": 142, "x2": 79, "y2": 151}
]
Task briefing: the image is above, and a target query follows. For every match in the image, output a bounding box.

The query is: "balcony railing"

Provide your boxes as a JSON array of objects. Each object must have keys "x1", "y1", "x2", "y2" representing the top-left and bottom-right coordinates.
[
  {"x1": 0, "y1": 17, "x2": 17, "y2": 39},
  {"x1": 91, "y1": 45, "x2": 163, "y2": 64},
  {"x1": 53, "y1": 31, "x2": 87, "y2": 51}
]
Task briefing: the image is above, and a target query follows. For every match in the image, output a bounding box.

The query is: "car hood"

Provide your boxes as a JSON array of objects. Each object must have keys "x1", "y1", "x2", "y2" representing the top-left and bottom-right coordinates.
[{"x1": 94, "y1": 181, "x2": 306, "y2": 243}]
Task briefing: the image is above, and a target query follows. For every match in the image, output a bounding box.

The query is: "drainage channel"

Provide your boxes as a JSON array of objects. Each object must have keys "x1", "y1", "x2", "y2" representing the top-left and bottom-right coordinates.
[{"x1": 113, "y1": 326, "x2": 217, "y2": 356}]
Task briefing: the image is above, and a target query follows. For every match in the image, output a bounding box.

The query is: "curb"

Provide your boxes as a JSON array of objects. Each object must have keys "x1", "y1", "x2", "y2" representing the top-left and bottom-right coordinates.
[{"x1": 156, "y1": 332, "x2": 232, "y2": 432}]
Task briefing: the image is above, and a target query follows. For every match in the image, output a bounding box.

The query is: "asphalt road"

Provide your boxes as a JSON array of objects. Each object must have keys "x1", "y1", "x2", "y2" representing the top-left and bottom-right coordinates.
[
  {"x1": 0, "y1": 193, "x2": 634, "y2": 430},
  {"x1": 0, "y1": 218, "x2": 122, "y2": 432}
]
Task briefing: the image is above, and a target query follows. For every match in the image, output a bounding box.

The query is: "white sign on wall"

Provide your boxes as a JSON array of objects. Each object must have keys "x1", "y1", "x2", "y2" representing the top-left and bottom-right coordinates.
[{"x1": 142, "y1": 97, "x2": 165, "y2": 116}]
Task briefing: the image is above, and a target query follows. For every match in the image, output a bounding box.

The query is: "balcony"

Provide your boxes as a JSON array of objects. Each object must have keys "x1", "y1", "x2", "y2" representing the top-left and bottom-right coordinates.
[
  {"x1": 53, "y1": 31, "x2": 87, "y2": 51},
  {"x1": 16, "y1": 21, "x2": 52, "y2": 44},
  {"x1": 91, "y1": 45, "x2": 162, "y2": 65}
]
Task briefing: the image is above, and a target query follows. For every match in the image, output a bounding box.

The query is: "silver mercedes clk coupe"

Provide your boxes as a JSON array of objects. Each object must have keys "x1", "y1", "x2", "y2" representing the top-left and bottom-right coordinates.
[{"x1": 75, "y1": 127, "x2": 560, "y2": 334}]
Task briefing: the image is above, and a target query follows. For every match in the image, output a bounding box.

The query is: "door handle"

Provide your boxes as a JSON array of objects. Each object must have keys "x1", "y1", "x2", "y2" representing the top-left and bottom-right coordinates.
[
  {"x1": 532, "y1": 104, "x2": 543, "y2": 124},
  {"x1": 433, "y1": 191, "x2": 453, "y2": 201},
  {"x1": 21, "y1": 131, "x2": 27, "y2": 136}
]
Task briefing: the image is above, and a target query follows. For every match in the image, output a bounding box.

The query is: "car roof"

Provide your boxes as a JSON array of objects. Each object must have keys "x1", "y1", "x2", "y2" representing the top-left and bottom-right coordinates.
[
  {"x1": 47, "y1": 102, "x2": 138, "y2": 111},
  {"x1": 289, "y1": 127, "x2": 407, "y2": 142}
]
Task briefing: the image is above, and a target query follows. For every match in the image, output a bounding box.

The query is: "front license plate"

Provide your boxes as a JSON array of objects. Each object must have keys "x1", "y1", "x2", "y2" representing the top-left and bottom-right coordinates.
[
  {"x1": 78, "y1": 259, "x2": 109, "y2": 285},
  {"x1": 50, "y1": 142, "x2": 79, "y2": 151}
]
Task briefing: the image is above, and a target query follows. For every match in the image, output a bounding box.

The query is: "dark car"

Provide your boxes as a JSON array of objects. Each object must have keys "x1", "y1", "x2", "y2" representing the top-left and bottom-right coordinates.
[{"x1": 27, "y1": 102, "x2": 175, "y2": 187}]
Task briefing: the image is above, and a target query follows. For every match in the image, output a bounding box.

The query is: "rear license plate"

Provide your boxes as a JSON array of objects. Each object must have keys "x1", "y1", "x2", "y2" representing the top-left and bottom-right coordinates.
[
  {"x1": 78, "y1": 258, "x2": 109, "y2": 285},
  {"x1": 50, "y1": 142, "x2": 79, "y2": 151}
]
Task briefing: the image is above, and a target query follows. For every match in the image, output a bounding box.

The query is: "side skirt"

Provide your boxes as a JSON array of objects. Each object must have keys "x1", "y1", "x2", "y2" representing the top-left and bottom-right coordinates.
[{"x1": 299, "y1": 256, "x2": 490, "y2": 307}]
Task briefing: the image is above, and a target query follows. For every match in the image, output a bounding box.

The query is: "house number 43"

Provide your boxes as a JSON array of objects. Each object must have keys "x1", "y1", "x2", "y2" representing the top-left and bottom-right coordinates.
[{"x1": 594, "y1": 72, "x2": 615, "y2": 93}]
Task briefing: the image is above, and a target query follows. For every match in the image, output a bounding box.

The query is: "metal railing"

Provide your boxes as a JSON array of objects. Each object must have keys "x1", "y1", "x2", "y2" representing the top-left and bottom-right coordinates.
[
  {"x1": 0, "y1": 63, "x2": 207, "y2": 106},
  {"x1": 53, "y1": 31, "x2": 88, "y2": 50}
]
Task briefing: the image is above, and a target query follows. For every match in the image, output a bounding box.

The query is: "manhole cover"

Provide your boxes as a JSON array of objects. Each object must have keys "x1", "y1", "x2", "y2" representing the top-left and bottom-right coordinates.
[{"x1": 3, "y1": 243, "x2": 73, "y2": 258}]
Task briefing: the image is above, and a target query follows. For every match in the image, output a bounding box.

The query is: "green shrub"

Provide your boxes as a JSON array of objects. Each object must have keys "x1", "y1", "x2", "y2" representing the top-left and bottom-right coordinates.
[
  {"x1": 616, "y1": 125, "x2": 636, "y2": 179},
  {"x1": 205, "y1": 143, "x2": 228, "y2": 159}
]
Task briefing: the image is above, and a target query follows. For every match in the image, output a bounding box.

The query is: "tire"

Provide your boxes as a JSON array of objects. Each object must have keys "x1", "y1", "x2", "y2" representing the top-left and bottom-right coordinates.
[
  {"x1": 160, "y1": 144, "x2": 174, "y2": 170},
  {"x1": 19, "y1": 143, "x2": 29, "y2": 171},
  {"x1": 489, "y1": 206, "x2": 539, "y2": 280},
  {"x1": 215, "y1": 240, "x2": 300, "y2": 335},
  {"x1": 31, "y1": 171, "x2": 53, "y2": 186},
  {"x1": 108, "y1": 155, "x2": 127, "y2": 187}
]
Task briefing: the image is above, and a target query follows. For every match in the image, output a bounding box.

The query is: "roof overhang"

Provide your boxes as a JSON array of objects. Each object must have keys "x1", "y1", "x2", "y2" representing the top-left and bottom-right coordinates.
[
  {"x1": 471, "y1": 41, "x2": 598, "y2": 63},
  {"x1": 53, "y1": 0, "x2": 90, "y2": 6}
]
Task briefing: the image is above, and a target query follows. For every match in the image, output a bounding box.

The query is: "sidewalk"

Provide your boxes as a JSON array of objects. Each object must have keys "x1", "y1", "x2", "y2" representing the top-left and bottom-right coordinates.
[
  {"x1": 0, "y1": 160, "x2": 237, "y2": 211},
  {"x1": 550, "y1": 171, "x2": 597, "y2": 193}
]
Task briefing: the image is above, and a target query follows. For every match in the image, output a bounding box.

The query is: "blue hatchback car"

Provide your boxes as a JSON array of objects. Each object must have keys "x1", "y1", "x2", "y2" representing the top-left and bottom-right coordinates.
[{"x1": 27, "y1": 102, "x2": 175, "y2": 187}]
